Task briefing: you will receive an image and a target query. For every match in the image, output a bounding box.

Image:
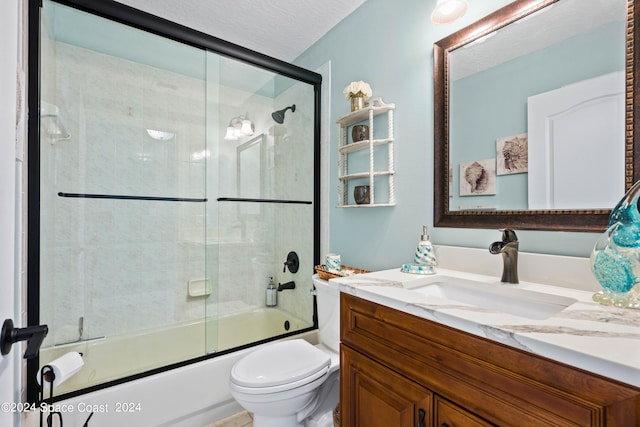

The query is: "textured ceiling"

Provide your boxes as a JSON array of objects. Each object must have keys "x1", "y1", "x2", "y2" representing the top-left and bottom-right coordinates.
[
  {"x1": 450, "y1": 0, "x2": 626, "y2": 81},
  {"x1": 114, "y1": 0, "x2": 369, "y2": 62}
]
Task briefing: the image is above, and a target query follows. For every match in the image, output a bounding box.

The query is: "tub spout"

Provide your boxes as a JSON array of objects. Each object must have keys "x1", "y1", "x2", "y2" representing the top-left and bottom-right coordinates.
[
  {"x1": 489, "y1": 229, "x2": 519, "y2": 284},
  {"x1": 277, "y1": 281, "x2": 296, "y2": 291}
]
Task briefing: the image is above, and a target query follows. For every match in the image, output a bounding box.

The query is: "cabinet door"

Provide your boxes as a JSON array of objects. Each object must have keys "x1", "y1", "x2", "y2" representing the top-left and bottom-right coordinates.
[
  {"x1": 341, "y1": 345, "x2": 432, "y2": 427},
  {"x1": 434, "y1": 396, "x2": 494, "y2": 427}
]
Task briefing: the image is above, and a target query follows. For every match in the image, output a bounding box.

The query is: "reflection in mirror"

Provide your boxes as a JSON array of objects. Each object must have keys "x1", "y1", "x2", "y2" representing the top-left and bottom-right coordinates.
[
  {"x1": 237, "y1": 133, "x2": 265, "y2": 215},
  {"x1": 237, "y1": 133, "x2": 264, "y2": 199},
  {"x1": 434, "y1": 0, "x2": 637, "y2": 231}
]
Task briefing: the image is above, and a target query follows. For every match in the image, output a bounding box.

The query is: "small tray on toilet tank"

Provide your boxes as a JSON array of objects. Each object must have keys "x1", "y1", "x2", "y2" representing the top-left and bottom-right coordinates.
[{"x1": 315, "y1": 265, "x2": 370, "y2": 280}]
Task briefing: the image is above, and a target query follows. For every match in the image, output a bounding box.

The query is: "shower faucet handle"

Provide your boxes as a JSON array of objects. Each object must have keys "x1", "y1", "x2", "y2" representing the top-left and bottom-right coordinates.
[{"x1": 283, "y1": 251, "x2": 299, "y2": 273}]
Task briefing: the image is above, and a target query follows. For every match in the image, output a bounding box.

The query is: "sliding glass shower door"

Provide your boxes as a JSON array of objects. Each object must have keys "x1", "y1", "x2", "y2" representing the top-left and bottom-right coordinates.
[
  {"x1": 204, "y1": 53, "x2": 317, "y2": 354},
  {"x1": 32, "y1": 0, "x2": 319, "y2": 399}
]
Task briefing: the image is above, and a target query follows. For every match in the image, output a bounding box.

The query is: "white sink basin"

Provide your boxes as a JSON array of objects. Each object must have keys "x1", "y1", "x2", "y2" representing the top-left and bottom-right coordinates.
[{"x1": 410, "y1": 275, "x2": 577, "y2": 320}]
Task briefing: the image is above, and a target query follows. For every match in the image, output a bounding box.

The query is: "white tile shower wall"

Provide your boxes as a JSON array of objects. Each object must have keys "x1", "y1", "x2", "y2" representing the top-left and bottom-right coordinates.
[
  {"x1": 213, "y1": 81, "x2": 315, "y2": 325},
  {"x1": 272, "y1": 82, "x2": 315, "y2": 323},
  {"x1": 40, "y1": 42, "x2": 208, "y2": 345},
  {"x1": 39, "y1": 41, "x2": 316, "y2": 348},
  {"x1": 214, "y1": 86, "x2": 278, "y2": 318}
]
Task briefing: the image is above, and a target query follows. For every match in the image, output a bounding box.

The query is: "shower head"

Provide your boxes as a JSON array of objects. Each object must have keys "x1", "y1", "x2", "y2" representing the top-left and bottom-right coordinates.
[{"x1": 271, "y1": 104, "x2": 296, "y2": 124}]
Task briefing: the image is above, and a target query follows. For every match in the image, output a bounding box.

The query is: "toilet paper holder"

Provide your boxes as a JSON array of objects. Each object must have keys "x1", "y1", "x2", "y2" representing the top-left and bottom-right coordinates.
[
  {"x1": 1, "y1": 318, "x2": 48, "y2": 359},
  {"x1": 37, "y1": 370, "x2": 91, "y2": 427},
  {"x1": 38, "y1": 352, "x2": 87, "y2": 427},
  {"x1": 39, "y1": 365, "x2": 61, "y2": 427}
]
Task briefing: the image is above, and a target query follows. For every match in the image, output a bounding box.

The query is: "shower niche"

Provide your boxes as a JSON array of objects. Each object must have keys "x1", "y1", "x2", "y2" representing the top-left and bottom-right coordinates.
[{"x1": 29, "y1": 0, "x2": 320, "y2": 400}]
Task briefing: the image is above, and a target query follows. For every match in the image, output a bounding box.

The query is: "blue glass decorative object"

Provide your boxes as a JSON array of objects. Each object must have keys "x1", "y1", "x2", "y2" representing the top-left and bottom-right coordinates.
[{"x1": 590, "y1": 181, "x2": 640, "y2": 308}]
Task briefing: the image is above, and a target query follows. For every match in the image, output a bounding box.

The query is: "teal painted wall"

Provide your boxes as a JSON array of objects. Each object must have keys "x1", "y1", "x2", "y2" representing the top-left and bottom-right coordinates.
[{"x1": 295, "y1": 0, "x2": 609, "y2": 270}]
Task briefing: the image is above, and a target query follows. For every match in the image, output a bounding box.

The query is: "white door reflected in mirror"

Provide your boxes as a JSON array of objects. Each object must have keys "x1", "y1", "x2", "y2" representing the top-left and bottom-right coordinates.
[{"x1": 528, "y1": 71, "x2": 625, "y2": 210}]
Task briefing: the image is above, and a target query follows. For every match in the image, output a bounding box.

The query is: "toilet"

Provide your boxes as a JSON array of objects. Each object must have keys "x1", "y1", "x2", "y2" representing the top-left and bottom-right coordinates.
[{"x1": 229, "y1": 276, "x2": 340, "y2": 427}]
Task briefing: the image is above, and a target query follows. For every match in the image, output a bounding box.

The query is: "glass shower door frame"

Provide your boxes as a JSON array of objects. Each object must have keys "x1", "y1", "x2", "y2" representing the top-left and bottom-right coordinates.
[{"x1": 26, "y1": 0, "x2": 321, "y2": 402}]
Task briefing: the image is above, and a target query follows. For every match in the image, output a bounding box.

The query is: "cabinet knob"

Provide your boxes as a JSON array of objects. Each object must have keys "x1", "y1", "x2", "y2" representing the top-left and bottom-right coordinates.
[{"x1": 416, "y1": 409, "x2": 426, "y2": 427}]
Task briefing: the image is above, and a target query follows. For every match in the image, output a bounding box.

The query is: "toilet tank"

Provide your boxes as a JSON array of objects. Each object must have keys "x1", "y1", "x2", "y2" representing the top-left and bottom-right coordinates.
[{"x1": 312, "y1": 276, "x2": 340, "y2": 353}]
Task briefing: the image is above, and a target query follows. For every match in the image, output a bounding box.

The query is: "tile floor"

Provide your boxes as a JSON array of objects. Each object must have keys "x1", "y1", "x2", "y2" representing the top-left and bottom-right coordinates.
[
  {"x1": 206, "y1": 411, "x2": 253, "y2": 427},
  {"x1": 206, "y1": 404, "x2": 339, "y2": 426}
]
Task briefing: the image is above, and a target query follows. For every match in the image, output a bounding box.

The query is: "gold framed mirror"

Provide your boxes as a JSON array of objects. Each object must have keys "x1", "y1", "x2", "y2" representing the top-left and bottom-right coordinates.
[{"x1": 434, "y1": 0, "x2": 637, "y2": 232}]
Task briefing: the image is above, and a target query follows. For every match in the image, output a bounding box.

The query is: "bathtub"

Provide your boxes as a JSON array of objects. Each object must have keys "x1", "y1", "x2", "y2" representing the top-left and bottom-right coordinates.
[{"x1": 26, "y1": 308, "x2": 315, "y2": 427}]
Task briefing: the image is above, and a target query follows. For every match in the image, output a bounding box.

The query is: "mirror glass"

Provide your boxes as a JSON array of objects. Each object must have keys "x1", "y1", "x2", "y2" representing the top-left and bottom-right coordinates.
[
  {"x1": 434, "y1": 0, "x2": 636, "y2": 231},
  {"x1": 237, "y1": 134, "x2": 265, "y2": 215},
  {"x1": 237, "y1": 133, "x2": 265, "y2": 199}
]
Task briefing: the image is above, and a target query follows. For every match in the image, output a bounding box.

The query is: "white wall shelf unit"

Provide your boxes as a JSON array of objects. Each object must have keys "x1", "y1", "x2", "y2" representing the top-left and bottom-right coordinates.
[{"x1": 336, "y1": 98, "x2": 395, "y2": 208}]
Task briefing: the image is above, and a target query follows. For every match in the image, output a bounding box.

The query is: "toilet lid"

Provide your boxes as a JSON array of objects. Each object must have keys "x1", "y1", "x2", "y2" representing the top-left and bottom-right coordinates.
[{"x1": 231, "y1": 339, "x2": 331, "y2": 388}]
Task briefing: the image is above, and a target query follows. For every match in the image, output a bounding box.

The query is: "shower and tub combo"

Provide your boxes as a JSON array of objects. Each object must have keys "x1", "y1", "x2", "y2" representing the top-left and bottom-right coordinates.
[
  {"x1": 27, "y1": 0, "x2": 323, "y2": 424},
  {"x1": 38, "y1": 307, "x2": 311, "y2": 395}
]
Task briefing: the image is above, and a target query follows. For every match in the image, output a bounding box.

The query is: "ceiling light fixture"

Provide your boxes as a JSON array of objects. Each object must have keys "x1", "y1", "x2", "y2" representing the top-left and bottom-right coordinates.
[
  {"x1": 431, "y1": 0, "x2": 468, "y2": 24},
  {"x1": 146, "y1": 129, "x2": 175, "y2": 141}
]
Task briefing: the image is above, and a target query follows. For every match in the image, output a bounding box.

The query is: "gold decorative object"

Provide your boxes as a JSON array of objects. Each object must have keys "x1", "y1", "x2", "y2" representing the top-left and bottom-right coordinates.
[{"x1": 343, "y1": 81, "x2": 372, "y2": 112}]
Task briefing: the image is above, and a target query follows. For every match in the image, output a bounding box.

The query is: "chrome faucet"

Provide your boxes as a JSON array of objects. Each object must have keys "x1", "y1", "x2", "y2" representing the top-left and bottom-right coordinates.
[{"x1": 489, "y1": 229, "x2": 519, "y2": 284}]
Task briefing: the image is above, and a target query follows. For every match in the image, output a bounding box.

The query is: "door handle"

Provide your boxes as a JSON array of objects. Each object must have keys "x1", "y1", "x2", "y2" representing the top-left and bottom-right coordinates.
[
  {"x1": 1, "y1": 318, "x2": 48, "y2": 359},
  {"x1": 416, "y1": 408, "x2": 426, "y2": 427}
]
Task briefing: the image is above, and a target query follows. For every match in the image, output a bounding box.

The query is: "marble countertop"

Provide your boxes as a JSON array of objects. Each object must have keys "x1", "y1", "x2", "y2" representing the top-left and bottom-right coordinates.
[{"x1": 324, "y1": 267, "x2": 640, "y2": 388}]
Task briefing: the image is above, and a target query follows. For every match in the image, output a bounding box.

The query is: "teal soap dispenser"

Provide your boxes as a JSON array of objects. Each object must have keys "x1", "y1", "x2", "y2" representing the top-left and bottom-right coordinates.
[{"x1": 401, "y1": 225, "x2": 436, "y2": 275}]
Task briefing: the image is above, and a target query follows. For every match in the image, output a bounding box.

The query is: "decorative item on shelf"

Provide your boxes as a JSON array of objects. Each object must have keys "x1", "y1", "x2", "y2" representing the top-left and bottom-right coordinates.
[
  {"x1": 351, "y1": 125, "x2": 369, "y2": 143},
  {"x1": 343, "y1": 80, "x2": 372, "y2": 112},
  {"x1": 590, "y1": 180, "x2": 640, "y2": 309},
  {"x1": 351, "y1": 95, "x2": 365, "y2": 112},
  {"x1": 354, "y1": 185, "x2": 371, "y2": 205}
]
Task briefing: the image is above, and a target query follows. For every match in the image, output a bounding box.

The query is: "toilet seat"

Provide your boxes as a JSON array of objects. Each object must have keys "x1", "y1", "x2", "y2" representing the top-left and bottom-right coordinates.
[
  {"x1": 230, "y1": 339, "x2": 331, "y2": 393},
  {"x1": 230, "y1": 365, "x2": 329, "y2": 397}
]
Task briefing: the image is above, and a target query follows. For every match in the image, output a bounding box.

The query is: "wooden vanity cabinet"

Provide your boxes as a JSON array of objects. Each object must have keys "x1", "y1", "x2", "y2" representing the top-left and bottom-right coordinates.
[
  {"x1": 340, "y1": 293, "x2": 640, "y2": 427},
  {"x1": 341, "y1": 345, "x2": 432, "y2": 426}
]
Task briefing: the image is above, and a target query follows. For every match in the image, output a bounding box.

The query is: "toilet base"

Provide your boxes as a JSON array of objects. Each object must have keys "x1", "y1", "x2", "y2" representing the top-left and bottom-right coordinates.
[
  {"x1": 306, "y1": 408, "x2": 335, "y2": 427},
  {"x1": 253, "y1": 414, "x2": 301, "y2": 427}
]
